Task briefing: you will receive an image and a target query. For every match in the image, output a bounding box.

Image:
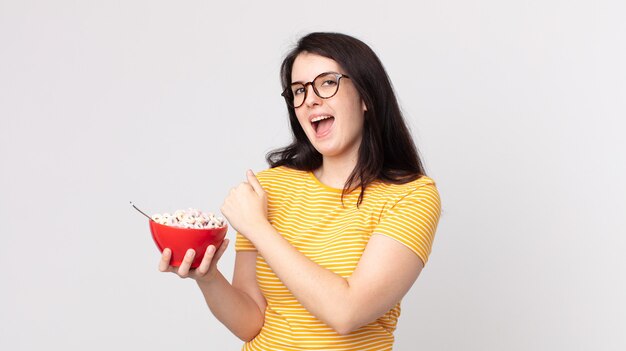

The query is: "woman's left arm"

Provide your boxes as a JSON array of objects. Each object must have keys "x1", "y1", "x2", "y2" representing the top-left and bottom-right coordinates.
[{"x1": 221, "y1": 170, "x2": 429, "y2": 335}]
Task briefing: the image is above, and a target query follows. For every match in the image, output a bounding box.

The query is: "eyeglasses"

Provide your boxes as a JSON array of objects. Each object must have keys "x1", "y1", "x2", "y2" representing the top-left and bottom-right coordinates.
[{"x1": 281, "y1": 71, "x2": 350, "y2": 108}]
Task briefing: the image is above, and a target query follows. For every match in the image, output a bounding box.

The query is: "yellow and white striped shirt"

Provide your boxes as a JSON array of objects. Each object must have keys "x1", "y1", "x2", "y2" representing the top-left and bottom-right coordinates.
[{"x1": 236, "y1": 166, "x2": 441, "y2": 350}]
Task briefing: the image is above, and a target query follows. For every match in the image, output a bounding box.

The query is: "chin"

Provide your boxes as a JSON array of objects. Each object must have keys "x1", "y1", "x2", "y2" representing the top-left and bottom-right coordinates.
[{"x1": 314, "y1": 145, "x2": 343, "y2": 157}]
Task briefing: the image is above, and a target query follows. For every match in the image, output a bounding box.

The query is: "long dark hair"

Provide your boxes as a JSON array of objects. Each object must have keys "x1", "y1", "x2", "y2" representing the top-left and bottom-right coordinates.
[{"x1": 266, "y1": 32, "x2": 426, "y2": 206}]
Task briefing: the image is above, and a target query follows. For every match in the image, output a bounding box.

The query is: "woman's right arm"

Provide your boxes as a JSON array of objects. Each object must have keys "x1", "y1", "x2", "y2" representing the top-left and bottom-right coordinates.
[{"x1": 160, "y1": 240, "x2": 266, "y2": 342}]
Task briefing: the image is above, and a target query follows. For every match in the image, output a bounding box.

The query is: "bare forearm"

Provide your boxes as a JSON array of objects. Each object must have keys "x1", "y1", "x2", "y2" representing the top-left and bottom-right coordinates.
[
  {"x1": 196, "y1": 272, "x2": 264, "y2": 341},
  {"x1": 252, "y1": 223, "x2": 353, "y2": 333}
]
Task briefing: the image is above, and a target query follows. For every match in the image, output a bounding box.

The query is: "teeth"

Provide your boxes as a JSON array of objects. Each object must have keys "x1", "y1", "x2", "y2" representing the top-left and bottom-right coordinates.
[{"x1": 311, "y1": 115, "x2": 333, "y2": 123}]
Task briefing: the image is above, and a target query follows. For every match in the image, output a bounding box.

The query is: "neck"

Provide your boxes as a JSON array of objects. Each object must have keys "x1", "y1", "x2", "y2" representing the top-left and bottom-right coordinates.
[{"x1": 315, "y1": 152, "x2": 359, "y2": 190}]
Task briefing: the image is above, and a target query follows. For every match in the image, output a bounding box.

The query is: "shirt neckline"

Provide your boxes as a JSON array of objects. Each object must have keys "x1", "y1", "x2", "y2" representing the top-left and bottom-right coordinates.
[{"x1": 306, "y1": 171, "x2": 364, "y2": 195}]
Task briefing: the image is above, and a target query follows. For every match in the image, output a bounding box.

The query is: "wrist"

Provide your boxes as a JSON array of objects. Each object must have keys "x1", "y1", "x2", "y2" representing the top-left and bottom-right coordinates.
[
  {"x1": 242, "y1": 220, "x2": 274, "y2": 244},
  {"x1": 195, "y1": 270, "x2": 222, "y2": 288}
]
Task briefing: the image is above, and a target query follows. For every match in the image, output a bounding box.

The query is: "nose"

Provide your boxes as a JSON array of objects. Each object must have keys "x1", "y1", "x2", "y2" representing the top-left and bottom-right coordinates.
[{"x1": 303, "y1": 83, "x2": 321, "y2": 108}]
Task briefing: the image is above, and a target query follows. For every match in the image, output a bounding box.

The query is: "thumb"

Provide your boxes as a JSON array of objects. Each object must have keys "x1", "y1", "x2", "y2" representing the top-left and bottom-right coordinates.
[{"x1": 246, "y1": 169, "x2": 264, "y2": 196}]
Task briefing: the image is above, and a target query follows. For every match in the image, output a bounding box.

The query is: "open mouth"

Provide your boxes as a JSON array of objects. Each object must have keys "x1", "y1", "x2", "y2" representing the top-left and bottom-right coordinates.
[{"x1": 311, "y1": 115, "x2": 335, "y2": 136}]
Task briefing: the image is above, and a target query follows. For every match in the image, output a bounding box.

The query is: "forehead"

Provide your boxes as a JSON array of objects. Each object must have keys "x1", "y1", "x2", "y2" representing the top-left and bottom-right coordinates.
[{"x1": 291, "y1": 52, "x2": 343, "y2": 83}]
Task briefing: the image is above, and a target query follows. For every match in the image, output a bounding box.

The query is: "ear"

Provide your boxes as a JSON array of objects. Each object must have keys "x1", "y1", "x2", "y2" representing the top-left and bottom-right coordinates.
[{"x1": 361, "y1": 100, "x2": 368, "y2": 112}]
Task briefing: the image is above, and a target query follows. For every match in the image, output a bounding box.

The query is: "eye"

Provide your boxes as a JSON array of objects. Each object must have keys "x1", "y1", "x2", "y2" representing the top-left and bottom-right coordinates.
[
  {"x1": 321, "y1": 79, "x2": 337, "y2": 86},
  {"x1": 293, "y1": 87, "x2": 305, "y2": 95}
]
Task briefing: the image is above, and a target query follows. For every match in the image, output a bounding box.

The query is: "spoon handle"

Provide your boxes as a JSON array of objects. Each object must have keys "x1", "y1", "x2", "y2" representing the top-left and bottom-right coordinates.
[{"x1": 130, "y1": 201, "x2": 153, "y2": 221}]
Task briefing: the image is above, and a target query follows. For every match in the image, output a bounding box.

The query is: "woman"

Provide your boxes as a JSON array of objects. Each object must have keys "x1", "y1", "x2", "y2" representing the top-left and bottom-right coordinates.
[{"x1": 160, "y1": 32, "x2": 441, "y2": 350}]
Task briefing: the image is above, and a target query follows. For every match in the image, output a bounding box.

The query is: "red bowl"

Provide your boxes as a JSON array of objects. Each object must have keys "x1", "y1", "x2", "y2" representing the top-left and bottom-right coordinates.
[{"x1": 149, "y1": 220, "x2": 228, "y2": 268}]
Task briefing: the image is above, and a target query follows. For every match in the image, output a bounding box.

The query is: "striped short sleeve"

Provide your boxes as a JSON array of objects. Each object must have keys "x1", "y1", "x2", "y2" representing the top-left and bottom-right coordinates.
[
  {"x1": 374, "y1": 183, "x2": 441, "y2": 265},
  {"x1": 235, "y1": 231, "x2": 257, "y2": 251}
]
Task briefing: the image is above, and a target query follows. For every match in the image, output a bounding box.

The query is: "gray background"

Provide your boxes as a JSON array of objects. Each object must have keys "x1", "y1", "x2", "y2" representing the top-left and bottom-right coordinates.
[{"x1": 1, "y1": 0, "x2": 625, "y2": 350}]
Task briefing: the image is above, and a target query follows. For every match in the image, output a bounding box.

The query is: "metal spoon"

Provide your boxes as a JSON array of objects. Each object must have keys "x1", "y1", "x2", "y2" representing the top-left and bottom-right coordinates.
[{"x1": 130, "y1": 201, "x2": 153, "y2": 221}]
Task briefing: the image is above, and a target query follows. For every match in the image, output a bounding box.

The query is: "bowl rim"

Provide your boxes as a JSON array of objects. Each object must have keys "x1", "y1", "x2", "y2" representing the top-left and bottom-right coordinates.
[{"x1": 149, "y1": 219, "x2": 228, "y2": 232}]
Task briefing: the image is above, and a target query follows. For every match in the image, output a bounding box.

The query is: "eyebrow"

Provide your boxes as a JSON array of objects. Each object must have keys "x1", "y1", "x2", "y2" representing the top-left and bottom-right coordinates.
[{"x1": 290, "y1": 71, "x2": 339, "y2": 85}]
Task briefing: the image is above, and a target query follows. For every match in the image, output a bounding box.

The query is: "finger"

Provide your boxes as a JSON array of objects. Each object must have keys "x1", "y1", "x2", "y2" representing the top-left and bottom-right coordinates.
[
  {"x1": 177, "y1": 249, "x2": 195, "y2": 278},
  {"x1": 196, "y1": 245, "x2": 216, "y2": 275},
  {"x1": 246, "y1": 170, "x2": 265, "y2": 195},
  {"x1": 212, "y1": 238, "x2": 230, "y2": 263},
  {"x1": 159, "y1": 248, "x2": 172, "y2": 272}
]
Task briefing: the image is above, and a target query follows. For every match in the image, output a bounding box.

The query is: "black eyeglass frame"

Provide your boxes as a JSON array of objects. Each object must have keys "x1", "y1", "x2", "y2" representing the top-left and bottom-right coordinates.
[{"x1": 281, "y1": 71, "x2": 351, "y2": 108}]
